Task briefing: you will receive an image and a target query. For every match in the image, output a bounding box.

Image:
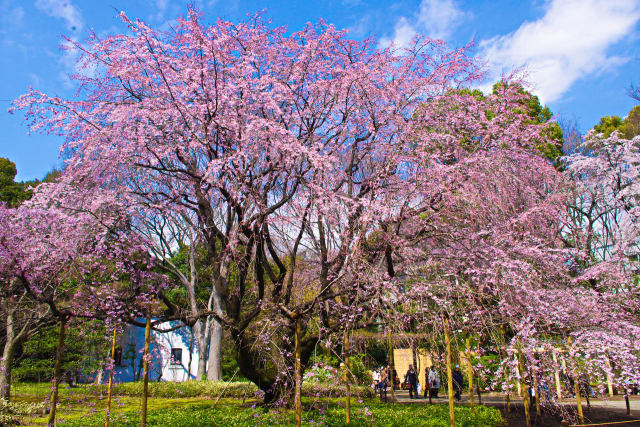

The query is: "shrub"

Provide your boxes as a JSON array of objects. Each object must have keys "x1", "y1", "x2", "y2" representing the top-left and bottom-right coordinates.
[
  {"x1": 0, "y1": 399, "x2": 47, "y2": 425},
  {"x1": 88, "y1": 380, "x2": 375, "y2": 399}
]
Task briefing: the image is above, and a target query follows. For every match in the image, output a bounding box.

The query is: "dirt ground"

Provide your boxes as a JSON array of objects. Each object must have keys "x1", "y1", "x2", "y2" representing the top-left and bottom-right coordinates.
[{"x1": 491, "y1": 401, "x2": 640, "y2": 426}]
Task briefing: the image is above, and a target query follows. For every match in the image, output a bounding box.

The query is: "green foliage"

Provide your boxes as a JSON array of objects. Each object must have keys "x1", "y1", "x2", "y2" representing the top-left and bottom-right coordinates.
[
  {"x1": 69, "y1": 380, "x2": 376, "y2": 400},
  {"x1": 593, "y1": 105, "x2": 640, "y2": 139},
  {"x1": 492, "y1": 82, "x2": 564, "y2": 163},
  {"x1": 11, "y1": 383, "x2": 499, "y2": 426},
  {"x1": 348, "y1": 354, "x2": 373, "y2": 386},
  {"x1": 0, "y1": 157, "x2": 61, "y2": 207},
  {"x1": 55, "y1": 398, "x2": 502, "y2": 427},
  {"x1": 12, "y1": 321, "x2": 108, "y2": 382},
  {"x1": 594, "y1": 115, "x2": 625, "y2": 138},
  {"x1": 305, "y1": 363, "x2": 339, "y2": 384},
  {"x1": 474, "y1": 354, "x2": 501, "y2": 391},
  {"x1": 0, "y1": 398, "x2": 47, "y2": 425},
  {"x1": 0, "y1": 158, "x2": 30, "y2": 207},
  {"x1": 220, "y1": 337, "x2": 246, "y2": 381}
]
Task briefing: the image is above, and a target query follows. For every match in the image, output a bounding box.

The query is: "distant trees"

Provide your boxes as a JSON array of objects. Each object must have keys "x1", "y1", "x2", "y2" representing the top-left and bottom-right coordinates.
[{"x1": 593, "y1": 105, "x2": 640, "y2": 139}]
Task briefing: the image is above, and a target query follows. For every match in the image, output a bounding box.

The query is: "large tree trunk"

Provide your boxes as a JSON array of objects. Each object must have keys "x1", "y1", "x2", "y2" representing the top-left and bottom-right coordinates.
[
  {"x1": 47, "y1": 316, "x2": 68, "y2": 427},
  {"x1": 206, "y1": 287, "x2": 224, "y2": 381},
  {"x1": 232, "y1": 327, "x2": 316, "y2": 405},
  {"x1": 0, "y1": 309, "x2": 19, "y2": 401},
  {"x1": 0, "y1": 298, "x2": 34, "y2": 401},
  {"x1": 193, "y1": 319, "x2": 208, "y2": 380},
  {"x1": 206, "y1": 317, "x2": 223, "y2": 381}
]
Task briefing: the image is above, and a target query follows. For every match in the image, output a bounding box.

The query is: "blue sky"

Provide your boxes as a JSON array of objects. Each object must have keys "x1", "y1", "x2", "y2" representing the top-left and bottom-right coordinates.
[{"x1": 1, "y1": 0, "x2": 639, "y2": 180}]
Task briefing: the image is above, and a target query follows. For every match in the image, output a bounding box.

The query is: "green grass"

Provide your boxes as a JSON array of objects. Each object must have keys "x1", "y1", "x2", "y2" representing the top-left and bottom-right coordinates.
[{"x1": 8, "y1": 383, "x2": 503, "y2": 426}]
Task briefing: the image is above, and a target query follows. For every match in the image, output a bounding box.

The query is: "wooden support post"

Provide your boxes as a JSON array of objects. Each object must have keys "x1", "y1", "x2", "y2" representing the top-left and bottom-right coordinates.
[
  {"x1": 625, "y1": 391, "x2": 631, "y2": 416},
  {"x1": 500, "y1": 326, "x2": 511, "y2": 413},
  {"x1": 443, "y1": 316, "x2": 455, "y2": 427},
  {"x1": 295, "y1": 317, "x2": 302, "y2": 427},
  {"x1": 387, "y1": 328, "x2": 395, "y2": 402},
  {"x1": 552, "y1": 350, "x2": 563, "y2": 400},
  {"x1": 466, "y1": 336, "x2": 474, "y2": 414},
  {"x1": 567, "y1": 336, "x2": 584, "y2": 425},
  {"x1": 140, "y1": 314, "x2": 151, "y2": 427},
  {"x1": 605, "y1": 353, "x2": 614, "y2": 397},
  {"x1": 516, "y1": 360, "x2": 523, "y2": 397},
  {"x1": 517, "y1": 345, "x2": 531, "y2": 427},
  {"x1": 47, "y1": 316, "x2": 67, "y2": 427},
  {"x1": 105, "y1": 327, "x2": 117, "y2": 427},
  {"x1": 532, "y1": 362, "x2": 541, "y2": 417},
  {"x1": 344, "y1": 329, "x2": 351, "y2": 425}
]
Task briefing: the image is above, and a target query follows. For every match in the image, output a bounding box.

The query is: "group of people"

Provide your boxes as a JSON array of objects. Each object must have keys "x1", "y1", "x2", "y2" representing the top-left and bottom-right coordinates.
[
  {"x1": 402, "y1": 364, "x2": 465, "y2": 401},
  {"x1": 373, "y1": 363, "x2": 466, "y2": 401},
  {"x1": 372, "y1": 365, "x2": 399, "y2": 395}
]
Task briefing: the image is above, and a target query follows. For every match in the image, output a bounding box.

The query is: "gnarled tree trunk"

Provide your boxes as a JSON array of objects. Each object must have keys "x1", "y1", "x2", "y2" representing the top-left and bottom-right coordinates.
[
  {"x1": 206, "y1": 317, "x2": 222, "y2": 381},
  {"x1": 0, "y1": 309, "x2": 20, "y2": 401}
]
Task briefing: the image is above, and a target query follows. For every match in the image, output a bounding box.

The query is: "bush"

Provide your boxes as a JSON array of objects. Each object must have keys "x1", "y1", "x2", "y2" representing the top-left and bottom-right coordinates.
[
  {"x1": 88, "y1": 380, "x2": 375, "y2": 399},
  {"x1": 0, "y1": 399, "x2": 47, "y2": 425},
  {"x1": 349, "y1": 355, "x2": 373, "y2": 386},
  {"x1": 13, "y1": 320, "x2": 108, "y2": 383},
  {"x1": 304, "y1": 363, "x2": 340, "y2": 384}
]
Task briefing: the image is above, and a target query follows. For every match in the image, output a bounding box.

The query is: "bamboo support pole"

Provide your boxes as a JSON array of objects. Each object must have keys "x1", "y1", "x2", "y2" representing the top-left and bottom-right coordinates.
[
  {"x1": 295, "y1": 317, "x2": 302, "y2": 427},
  {"x1": 47, "y1": 316, "x2": 67, "y2": 427},
  {"x1": 443, "y1": 316, "x2": 455, "y2": 427},
  {"x1": 500, "y1": 326, "x2": 511, "y2": 413},
  {"x1": 387, "y1": 328, "x2": 395, "y2": 402},
  {"x1": 105, "y1": 327, "x2": 117, "y2": 427},
  {"x1": 466, "y1": 336, "x2": 474, "y2": 414},
  {"x1": 140, "y1": 315, "x2": 151, "y2": 427},
  {"x1": 517, "y1": 345, "x2": 531, "y2": 427},
  {"x1": 344, "y1": 329, "x2": 351, "y2": 424},
  {"x1": 552, "y1": 350, "x2": 563, "y2": 400},
  {"x1": 567, "y1": 335, "x2": 584, "y2": 425}
]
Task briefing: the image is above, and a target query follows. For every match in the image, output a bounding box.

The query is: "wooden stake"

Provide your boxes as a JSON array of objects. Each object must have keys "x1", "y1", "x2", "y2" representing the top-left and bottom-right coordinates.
[
  {"x1": 47, "y1": 316, "x2": 67, "y2": 427},
  {"x1": 605, "y1": 352, "x2": 614, "y2": 398},
  {"x1": 105, "y1": 327, "x2": 117, "y2": 427},
  {"x1": 567, "y1": 336, "x2": 584, "y2": 425},
  {"x1": 499, "y1": 325, "x2": 511, "y2": 413},
  {"x1": 443, "y1": 316, "x2": 455, "y2": 427},
  {"x1": 532, "y1": 362, "x2": 541, "y2": 417},
  {"x1": 294, "y1": 317, "x2": 302, "y2": 427},
  {"x1": 466, "y1": 336, "x2": 475, "y2": 414},
  {"x1": 344, "y1": 329, "x2": 351, "y2": 424},
  {"x1": 552, "y1": 350, "x2": 562, "y2": 400},
  {"x1": 625, "y1": 391, "x2": 631, "y2": 416},
  {"x1": 516, "y1": 344, "x2": 531, "y2": 427},
  {"x1": 141, "y1": 314, "x2": 151, "y2": 427},
  {"x1": 387, "y1": 328, "x2": 395, "y2": 402}
]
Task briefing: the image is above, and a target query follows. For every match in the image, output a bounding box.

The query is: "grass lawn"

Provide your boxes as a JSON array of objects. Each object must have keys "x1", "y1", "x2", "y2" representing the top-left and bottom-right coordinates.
[{"x1": 8, "y1": 383, "x2": 503, "y2": 426}]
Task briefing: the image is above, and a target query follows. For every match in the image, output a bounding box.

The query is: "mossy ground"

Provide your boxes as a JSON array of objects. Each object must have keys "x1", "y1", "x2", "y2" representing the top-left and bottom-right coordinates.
[{"x1": 9, "y1": 382, "x2": 503, "y2": 426}]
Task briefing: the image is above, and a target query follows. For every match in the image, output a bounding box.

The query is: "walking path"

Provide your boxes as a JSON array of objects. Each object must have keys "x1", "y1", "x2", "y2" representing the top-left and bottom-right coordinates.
[{"x1": 392, "y1": 390, "x2": 640, "y2": 411}]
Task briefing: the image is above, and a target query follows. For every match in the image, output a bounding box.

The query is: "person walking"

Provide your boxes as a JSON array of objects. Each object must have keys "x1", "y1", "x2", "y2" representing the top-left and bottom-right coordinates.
[
  {"x1": 405, "y1": 364, "x2": 418, "y2": 399},
  {"x1": 452, "y1": 365, "x2": 464, "y2": 401},
  {"x1": 428, "y1": 366, "x2": 440, "y2": 398}
]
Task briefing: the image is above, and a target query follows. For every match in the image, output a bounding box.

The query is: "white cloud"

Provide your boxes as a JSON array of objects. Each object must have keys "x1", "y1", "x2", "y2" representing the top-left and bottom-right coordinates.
[
  {"x1": 479, "y1": 0, "x2": 640, "y2": 103},
  {"x1": 380, "y1": 0, "x2": 465, "y2": 48},
  {"x1": 34, "y1": 0, "x2": 84, "y2": 32}
]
